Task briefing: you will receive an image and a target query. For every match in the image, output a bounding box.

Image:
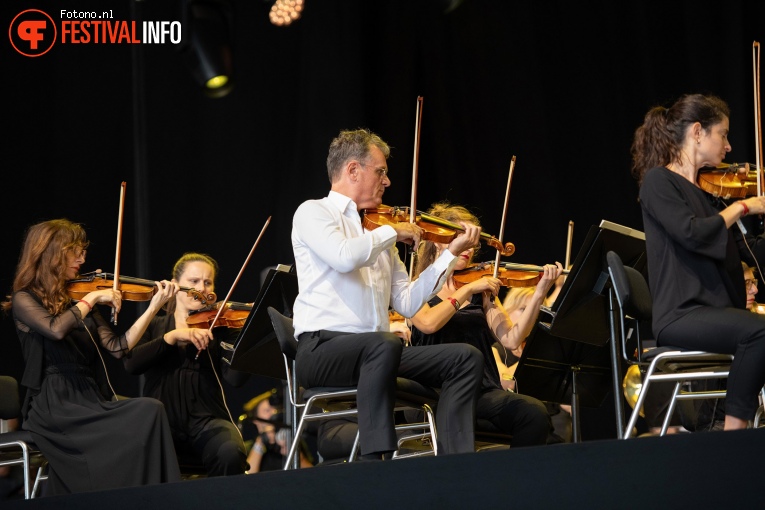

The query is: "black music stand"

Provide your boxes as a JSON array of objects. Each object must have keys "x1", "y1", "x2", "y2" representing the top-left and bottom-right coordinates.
[
  {"x1": 222, "y1": 265, "x2": 298, "y2": 380},
  {"x1": 514, "y1": 220, "x2": 647, "y2": 441}
]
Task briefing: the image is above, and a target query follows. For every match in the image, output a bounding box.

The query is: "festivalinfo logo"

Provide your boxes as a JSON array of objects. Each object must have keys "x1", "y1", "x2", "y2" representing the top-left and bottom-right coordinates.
[{"x1": 9, "y1": 8, "x2": 182, "y2": 57}]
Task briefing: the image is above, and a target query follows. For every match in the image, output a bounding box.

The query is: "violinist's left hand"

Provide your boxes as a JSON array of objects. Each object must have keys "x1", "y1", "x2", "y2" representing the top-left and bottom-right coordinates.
[
  {"x1": 535, "y1": 263, "x2": 563, "y2": 297},
  {"x1": 447, "y1": 222, "x2": 481, "y2": 256},
  {"x1": 148, "y1": 280, "x2": 179, "y2": 310}
]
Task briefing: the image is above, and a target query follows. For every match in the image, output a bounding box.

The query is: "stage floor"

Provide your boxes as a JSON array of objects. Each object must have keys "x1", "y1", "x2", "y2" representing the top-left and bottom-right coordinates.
[{"x1": 8, "y1": 428, "x2": 762, "y2": 509}]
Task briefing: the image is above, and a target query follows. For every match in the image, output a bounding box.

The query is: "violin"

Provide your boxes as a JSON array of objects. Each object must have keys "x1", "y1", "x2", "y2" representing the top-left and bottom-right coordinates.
[
  {"x1": 186, "y1": 301, "x2": 253, "y2": 329},
  {"x1": 452, "y1": 261, "x2": 541, "y2": 289},
  {"x1": 697, "y1": 163, "x2": 760, "y2": 199},
  {"x1": 389, "y1": 309, "x2": 406, "y2": 323},
  {"x1": 362, "y1": 205, "x2": 515, "y2": 256},
  {"x1": 67, "y1": 272, "x2": 216, "y2": 305}
]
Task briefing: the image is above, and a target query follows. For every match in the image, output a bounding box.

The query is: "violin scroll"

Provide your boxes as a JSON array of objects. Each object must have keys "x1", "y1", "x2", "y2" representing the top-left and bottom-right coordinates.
[
  {"x1": 185, "y1": 289, "x2": 217, "y2": 306},
  {"x1": 484, "y1": 239, "x2": 515, "y2": 258}
]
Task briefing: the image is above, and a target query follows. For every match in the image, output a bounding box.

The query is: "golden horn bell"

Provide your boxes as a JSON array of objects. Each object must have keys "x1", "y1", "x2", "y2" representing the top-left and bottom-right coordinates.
[{"x1": 622, "y1": 364, "x2": 645, "y2": 418}]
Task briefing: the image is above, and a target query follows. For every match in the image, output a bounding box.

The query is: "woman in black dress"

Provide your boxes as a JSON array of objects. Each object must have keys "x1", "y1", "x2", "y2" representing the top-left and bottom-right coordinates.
[
  {"x1": 409, "y1": 203, "x2": 562, "y2": 447},
  {"x1": 1, "y1": 219, "x2": 181, "y2": 495},
  {"x1": 631, "y1": 93, "x2": 765, "y2": 430},
  {"x1": 124, "y1": 253, "x2": 250, "y2": 476}
]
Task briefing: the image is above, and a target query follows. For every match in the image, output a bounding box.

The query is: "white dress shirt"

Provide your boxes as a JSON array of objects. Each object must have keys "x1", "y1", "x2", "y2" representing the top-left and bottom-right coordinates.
[{"x1": 291, "y1": 191, "x2": 457, "y2": 338}]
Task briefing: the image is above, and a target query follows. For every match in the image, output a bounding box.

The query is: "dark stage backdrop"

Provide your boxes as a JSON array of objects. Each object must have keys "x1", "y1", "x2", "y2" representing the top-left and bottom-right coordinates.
[{"x1": 2, "y1": 0, "x2": 764, "y2": 440}]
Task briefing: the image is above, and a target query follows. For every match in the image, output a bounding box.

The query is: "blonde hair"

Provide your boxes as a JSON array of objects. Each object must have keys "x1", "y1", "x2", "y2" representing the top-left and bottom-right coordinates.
[
  {"x1": 503, "y1": 287, "x2": 534, "y2": 314},
  {"x1": 413, "y1": 202, "x2": 480, "y2": 278},
  {"x1": 165, "y1": 252, "x2": 218, "y2": 314}
]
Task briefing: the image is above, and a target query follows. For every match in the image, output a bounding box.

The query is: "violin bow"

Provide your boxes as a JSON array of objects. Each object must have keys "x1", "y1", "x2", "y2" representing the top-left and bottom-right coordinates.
[
  {"x1": 493, "y1": 156, "x2": 516, "y2": 277},
  {"x1": 111, "y1": 181, "x2": 127, "y2": 325},
  {"x1": 565, "y1": 220, "x2": 574, "y2": 270},
  {"x1": 195, "y1": 216, "x2": 271, "y2": 359},
  {"x1": 408, "y1": 96, "x2": 424, "y2": 278},
  {"x1": 754, "y1": 41, "x2": 762, "y2": 197}
]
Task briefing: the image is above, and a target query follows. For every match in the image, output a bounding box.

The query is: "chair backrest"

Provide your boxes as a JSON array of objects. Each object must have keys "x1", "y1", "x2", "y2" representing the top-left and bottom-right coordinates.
[
  {"x1": 0, "y1": 375, "x2": 21, "y2": 420},
  {"x1": 267, "y1": 306, "x2": 298, "y2": 360},
  {"x1": 606, "y1": 250, "x2": 652, "y2": 322}
]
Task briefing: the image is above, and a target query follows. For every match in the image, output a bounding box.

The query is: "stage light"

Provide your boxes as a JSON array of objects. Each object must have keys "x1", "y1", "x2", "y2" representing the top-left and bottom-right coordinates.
[
  {"x1": 180, "y1": 0, "x2": 234, "y2": 97},
  {"x1": 439, "y1": 0, "x2": 466, "y2": 14},
  {"x1": 269, "y1": 0, "x2": 304, "y2": 27}
]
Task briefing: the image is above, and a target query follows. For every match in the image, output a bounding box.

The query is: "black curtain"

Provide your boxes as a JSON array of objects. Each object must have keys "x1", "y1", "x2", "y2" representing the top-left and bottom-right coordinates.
[{"x1": 2, "y1": 0, "x2": 764, "y2": 433}]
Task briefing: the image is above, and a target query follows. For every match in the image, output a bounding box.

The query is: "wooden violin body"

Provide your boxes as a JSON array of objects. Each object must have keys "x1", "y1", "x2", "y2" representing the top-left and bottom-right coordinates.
[
  {"x1": 186, "y1": 301, "x2": 252, "y2": 329},
  {"x1": 453, "y1": 261, "x2": 540, "y2": 289},
  {"x1": 697, "y1": 163, "x2": 759, "y2": 199},
  {"x1": 67, "y1": 272, "x2": 216, "y2": 305},
  {"x1": 362, "y1": 205, "x2": 515, "y2": 256}
]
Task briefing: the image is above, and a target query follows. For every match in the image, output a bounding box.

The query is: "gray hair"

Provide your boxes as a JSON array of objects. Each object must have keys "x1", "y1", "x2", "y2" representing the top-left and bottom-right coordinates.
[{"x1": 326, "y1": 128, "x2": 390, "y2": 184}]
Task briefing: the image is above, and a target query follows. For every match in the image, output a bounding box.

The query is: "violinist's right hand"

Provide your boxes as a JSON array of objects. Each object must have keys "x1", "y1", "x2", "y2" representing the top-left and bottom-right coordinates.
[
  {"x1": 462, "y1": 276, "x2": 501, "y2": 299},
  {"x1": 741, "y1": 196, "x2": 765, "y2": 216},
  {"x1": 163, "y1": 327, "x2": 213, "y2": 351},
  {"x1": 392, "y1": 222, "x2": 424, "y2": 246},
  {"x1": 447, "y1": 223, "x2": 481, "y2": 256},
  {"x1": 86, "y1": 289, "x2": 123, "y2": 313}
]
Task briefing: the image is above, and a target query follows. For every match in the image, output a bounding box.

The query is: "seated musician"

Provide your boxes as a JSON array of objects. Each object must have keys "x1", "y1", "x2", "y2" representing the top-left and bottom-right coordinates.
[
  {"x1": 2, "y1": 219, "x2": 180, "y2": 495},
  {"x1": 494, "y1": 286, "x2": 572, "y2": 443},
  {"x1": 124, "y1": 252, "x2": 250, "y2": 476},
  {"x1": 408, "y1": 202, "x2": 563, "y2": 447},
  {"x1": 291, "y1": 128, "x2": 483, "y2": 460},
  {"x1": 631, "y1": 93, "x2": 765, "y2": 431},
  {"x1": 691, "y1": 262, "x2": 761, "y2": 432}
]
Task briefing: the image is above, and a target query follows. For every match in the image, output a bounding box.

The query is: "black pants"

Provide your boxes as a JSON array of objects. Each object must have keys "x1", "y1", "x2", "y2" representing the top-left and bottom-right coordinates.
[
  {"x1": 186, "y1": 418, "x2": 247, "y2": 476},
  {"x1": 659, "y1": 306, "x2": 765, "y2": 421},
  {"x1": 476, "y1": 388, "x2": 551, "y2": 447},
  {"x1": 296, "y1": 330, "x2": 482, "y2": 455}
]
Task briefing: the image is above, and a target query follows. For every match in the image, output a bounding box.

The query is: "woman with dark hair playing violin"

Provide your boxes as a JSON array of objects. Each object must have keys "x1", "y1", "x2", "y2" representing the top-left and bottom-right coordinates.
[
  {"x1": 409, "y1": 202, "x2": 563, "y2": 447},
  {"x1": 1, "y1": 218, "x2": 181, "y2": 495},
  {"x1": 632, "y1": 93, "x2": 765, "y2": 431},
  {"x1": 123, "y1": 252, "x2": 250, "y2": 476}
]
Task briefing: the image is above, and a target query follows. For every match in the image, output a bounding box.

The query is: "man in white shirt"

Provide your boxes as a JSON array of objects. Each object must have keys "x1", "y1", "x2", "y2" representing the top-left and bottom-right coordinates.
[{"x1": 291, "y1": 128, "x2": 483, "y2": 459}]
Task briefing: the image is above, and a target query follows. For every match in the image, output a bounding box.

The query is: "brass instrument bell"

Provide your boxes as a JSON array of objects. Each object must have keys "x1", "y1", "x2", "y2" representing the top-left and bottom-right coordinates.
[{"x1": 622, "y1": 364, "x2": 645, "y2": 418}]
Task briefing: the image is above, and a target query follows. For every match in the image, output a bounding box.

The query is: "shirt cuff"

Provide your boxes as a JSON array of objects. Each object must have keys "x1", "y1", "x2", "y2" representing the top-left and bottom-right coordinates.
[
  {"x1": 433, "y1": 249, "x2": 458, "y2": 273},
  {"x1": 375, "y1": 224, "x2": 397, "y2": 247}
]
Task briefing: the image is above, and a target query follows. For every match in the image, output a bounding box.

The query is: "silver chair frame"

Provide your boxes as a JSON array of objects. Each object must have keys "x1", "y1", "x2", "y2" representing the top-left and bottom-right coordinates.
[
  {"x1": 268, "y1": 307, "x2": 438, "y2": 469},
  {"x1": 280, "y1": 348, "x2": 439, "y2": 468},
  {"x1": 621, "y1": 350, "x2": 731, "y2": 438},
  {"x1": 0, "y1": 435, "x2": 47, "y2": 499},
  {"x1": 606, "y1": 252, "x2": 734, "y2": 439},
  {"x1": 0, "y1": 376, "x2": 48, "y2": 498}
]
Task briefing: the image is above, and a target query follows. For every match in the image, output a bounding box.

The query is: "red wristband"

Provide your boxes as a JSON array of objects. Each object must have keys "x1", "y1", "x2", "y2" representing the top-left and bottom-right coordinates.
[
  {"x1": 78, "y1": 299, "x2": 92, "y2": 312},
  {"x1": 740, "y1": 201, "x2": 750, "y2": 217},
  {"x1": 446, "y1": 297, "x2": 460, "y2": 312}
]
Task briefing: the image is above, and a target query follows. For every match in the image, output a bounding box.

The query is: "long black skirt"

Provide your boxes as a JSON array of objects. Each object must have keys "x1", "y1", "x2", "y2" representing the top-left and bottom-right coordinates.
[{"x1": 24, "y1": 372, "x2": 181, "y2": 495}]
